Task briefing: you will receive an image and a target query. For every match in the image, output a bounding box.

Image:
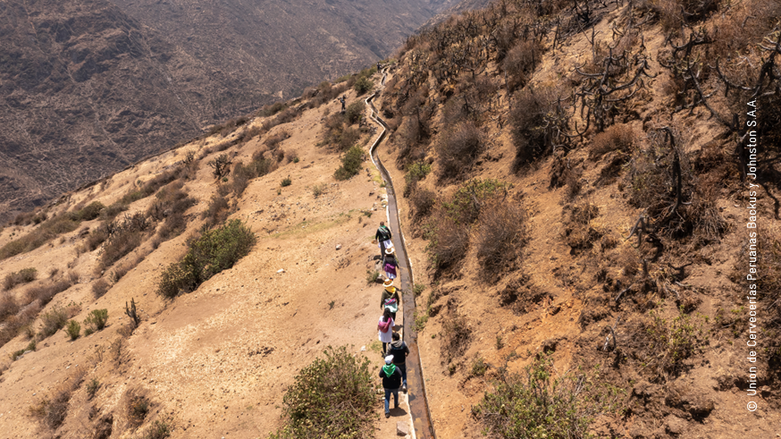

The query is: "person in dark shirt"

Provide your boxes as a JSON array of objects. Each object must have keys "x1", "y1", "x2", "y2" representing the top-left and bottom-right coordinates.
[
  {"x1": 381, "y1": 279, "x2": 400, "y2": 321},
  {"x1": 375, "y1": 221, "x2": 393, "y2": 255},
  {"x1": 388, "y1": 332, "x2": 410, "y2": 392},
  {"x1": 379, "y1": 354, "x2": 402, "y2": 418}
]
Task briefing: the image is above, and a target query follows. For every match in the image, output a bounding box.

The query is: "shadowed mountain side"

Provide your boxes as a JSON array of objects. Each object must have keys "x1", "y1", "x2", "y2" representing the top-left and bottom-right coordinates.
[
  {"x1": 0, "y1": 0, "x2": 460, "y2": 222},
  {"x1": 0, "y1": 0, "x2": 201, "y2": 220}
]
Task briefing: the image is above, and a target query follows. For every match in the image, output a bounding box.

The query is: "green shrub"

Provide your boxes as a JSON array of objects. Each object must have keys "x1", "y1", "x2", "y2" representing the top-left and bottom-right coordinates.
[
  {"x1": 344, "y1": 102, "x2": 365, "y2": 125},
  {"x1": 471, "y1": 356, "x2": 488, "y2": 377},
  {"x1": 281, "y1": 177, "x2": 292, "y2": 187},
  {"x1": 646, "y1": 309, "x2": 707, "y2": 377},
  {"x1": 157, "y1": 220, "x2": 256, "y2": 298},
  {"x1": 86, "y1": 378, "x2": 100, "y2": 399},
  {"x1": 39, "y1": 307, "x2": 68, "y2": 339},
  {"x1": 353, "y1": 77, "x2": 373, "y2": 95},
  {"x1": 65, "y1": 320, "x2": 80, "y2": 340},
  {"x1": 84, "y1": 309, "x2": 109, "y2": 332},
  {"x1": 474, "y1": 353, "x2": 624, "y2": 439},
  {"x1": 334, "y1": 146, "x2": 364, "y2": 181},
  {"x1": 75, "y1": 202, "x2": 105, "y2": 221},
  {"x1": 269, "y1": 346, "x2": 375, "y2": 439},
  {"x1": 3, "y1": 268, "x2": 38, "y2": 290}
]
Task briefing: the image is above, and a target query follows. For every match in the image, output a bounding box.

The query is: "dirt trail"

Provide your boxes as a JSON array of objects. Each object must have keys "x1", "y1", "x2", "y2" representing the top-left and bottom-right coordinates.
[{"x1": 366, "y1": 69, "x2": 437, "y2": 439}]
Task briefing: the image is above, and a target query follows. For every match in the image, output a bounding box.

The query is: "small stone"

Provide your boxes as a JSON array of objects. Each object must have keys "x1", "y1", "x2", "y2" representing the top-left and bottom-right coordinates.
[
  {"x1": 336, "y1": 244, "x2": 342, "y2": 250},
  {"x1": 277, "y1": 269, "x2": 285, "y2": 273},
  {"x1": 396, "y1": 421, "x2": 409, "y2": 436}
]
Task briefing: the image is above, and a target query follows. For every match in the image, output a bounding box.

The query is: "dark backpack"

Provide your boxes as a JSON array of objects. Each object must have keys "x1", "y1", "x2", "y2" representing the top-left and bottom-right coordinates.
[{"x1": 378, "y1": 226, "x2": 391, "y2": 241}]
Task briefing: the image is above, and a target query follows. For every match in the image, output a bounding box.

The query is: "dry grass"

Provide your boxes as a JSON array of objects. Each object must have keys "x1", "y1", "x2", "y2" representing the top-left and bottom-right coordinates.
[{"x1": 23, "y1": 279, "x2": 74, "y2": 307}]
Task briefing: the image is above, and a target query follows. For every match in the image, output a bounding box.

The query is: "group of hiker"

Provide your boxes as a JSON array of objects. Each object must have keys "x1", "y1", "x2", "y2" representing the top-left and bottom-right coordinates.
[{"x1": 374, "y1": 221, "x2": 410, "y2": 418}]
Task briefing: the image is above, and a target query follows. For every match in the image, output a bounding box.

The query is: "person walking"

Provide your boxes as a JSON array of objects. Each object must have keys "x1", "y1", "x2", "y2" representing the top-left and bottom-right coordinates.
[
  {"x1": 383, "y1": 247, "x2": 399, "y2": 280},
  {"x1": 388, "y1": 331, "x2": 410, "y2": 392},
  {"x1": 379, "y1": 354, "x2": 403, "y2": 418},
  {"x1": 375, "y1": 221, "x2": 393, "y2": 255},
  {"x1": 381, "y1": 279, "x2": 400, "y2": 321},
  {"x1": 338, "y1": 95, "x2": 346, "y2": 113},
  {"x1": 378, "y1": 307, "x2": 395, "y2": 356}
]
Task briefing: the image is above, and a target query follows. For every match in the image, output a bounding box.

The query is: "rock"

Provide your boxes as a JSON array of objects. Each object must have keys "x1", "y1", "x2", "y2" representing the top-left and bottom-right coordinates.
[
  {"x1": 336, "y1": 244, "x2": 342, "y2": 250},
  {"x1": 396, "y1": 421, "x2": 409, "y2": 436},
  {"x1": 277, "y1": 269, "x2": 285, "y2": 273},
  {"x1": 664, "y1": 415, "x2": 687, "y2": 436}
]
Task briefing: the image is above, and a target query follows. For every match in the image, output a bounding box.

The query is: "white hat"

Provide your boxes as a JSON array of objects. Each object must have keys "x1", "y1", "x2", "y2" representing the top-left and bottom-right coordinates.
[
  {"x1": 385, "y1": 247, "x2": 395, "y2": 255},
  {"x1": 384, "y1": 355, "x2": 394, "y2": 364}
]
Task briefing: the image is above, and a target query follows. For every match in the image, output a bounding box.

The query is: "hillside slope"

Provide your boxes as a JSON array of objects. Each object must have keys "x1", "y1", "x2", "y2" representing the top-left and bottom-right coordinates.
[
  {"x1": 0, "y1": 0, "x2": 457, "y2": 223},
  {"x1": 1, "y1": 0, "x2": 780, "y2": 437}
]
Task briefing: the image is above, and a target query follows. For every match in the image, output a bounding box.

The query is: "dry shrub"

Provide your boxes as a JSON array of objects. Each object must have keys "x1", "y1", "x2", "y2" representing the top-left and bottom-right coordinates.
[
  {"x1": 24, "y1": 279, "x2": 73, "y2": 306},
  {"x1": 476, "y1": 200, "x2": 526, "y2": 280},
  {"x1": 0, "y1": 302, "x2": 40, "y2": 348},
  {"x1": 30, "y1": 367, "x2": 86, "y2": 430},
  {"x1": 264, "y1": 130, "x2": 290, "y2": 150},
  {"x1": 503, "y1": 39, "x2": 543, "y2": 92},
  {"x1": 126, "y1": 390, "x2": 151, "y2": 428},
  {"x1": 440, "y1": 309, "x2": 471, "y2": 362},
  {"x1": 642, "y1": 0, "x2": 719, "y2": 31},
  {"x1": 39, "y1": 306, "x2": 69, "y2": 338},
  {"x1": 509, "y1": 87, "x2": 558, "y2": 172},
  {"x1": 436, "y1": 121, "x2": 483, "y2": 181},
  {"x1": 3, "y1": 267, "x2": 38, "y2": 291},
  {"x1": 499, "y1": 275, "x2": 549, "y2": 314},
  {"x1": 0, "y1": 292, "x2": 20, "y2": 321},
  {"x1": 549, "y1": 155, "x2": 582, "y2": 199},
  {"x1": 84, "y1": 224, "x2": 110, "y2": 252},
  {"x1": 426, "y1": 216, "x2": 469, "y2": 278},
  {"x1": 562, "y1": 202, "x2": 603, "y2": 255},
  {"x1": 202, "y1": 194, "x2": 230, "y2": 229},
  {"x1": 99, "y1": 223, "x2": 145, "y2": 272},
  {"x1": 411, "y1": 188, "x2": 436, "y2": 226},
  {"x1": 589, "y1": 123, "x2": 635, "y2": 160},
  {"x1": 232, "y1": 157, "x2": 276, "y2": 197},
  {"x1": 92, "y1": 278, "x2": 111, "y2": 299}
]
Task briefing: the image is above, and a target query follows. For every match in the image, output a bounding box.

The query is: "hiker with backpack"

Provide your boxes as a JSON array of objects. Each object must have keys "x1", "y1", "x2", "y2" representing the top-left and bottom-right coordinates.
[
  {"x1": 383, "y1": 247, "x2": 399, "y2": 280},
  {"x1": 338, "y1": 95, "x2": 346, "y2": 113},
  {"x1": 375, "y1": 221, "x2": 393, "y2": 255},
  {"x1": 379, "y1": 354, "x2": 403, "y2": 418},
  {"x1": 388, "y1": 331, "x2": 410, "y2": 392},
  {"x1": 381, "y1": 279, "x2": 400, "y2": 321},
  {"x1": 378, "y1": 307, "x2": 396, "y2": 356}
]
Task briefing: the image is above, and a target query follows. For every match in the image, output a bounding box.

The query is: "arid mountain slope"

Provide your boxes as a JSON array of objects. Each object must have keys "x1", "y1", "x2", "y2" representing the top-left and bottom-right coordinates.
[
  {"x1": 0, "y1": 0, "x2": 200, "y2": 221},
  {"x1": 0, "y1": 0, "x2": 457, "y2": 223}
]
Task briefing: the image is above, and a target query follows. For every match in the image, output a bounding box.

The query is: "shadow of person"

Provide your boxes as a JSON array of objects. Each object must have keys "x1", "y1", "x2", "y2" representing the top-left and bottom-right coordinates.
[{"x1": 389, "y1": 406, "x2": 408, "y2": 417}]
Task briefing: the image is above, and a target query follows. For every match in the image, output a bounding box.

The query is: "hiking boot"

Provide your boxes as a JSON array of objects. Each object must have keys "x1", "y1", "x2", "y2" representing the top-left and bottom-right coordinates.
[
  {"x1": 402, "y1": 384, "x2": 407, "y2": 393},
  {"x1": 385, "y1": 412, "x2": 390, "y2": 418}
]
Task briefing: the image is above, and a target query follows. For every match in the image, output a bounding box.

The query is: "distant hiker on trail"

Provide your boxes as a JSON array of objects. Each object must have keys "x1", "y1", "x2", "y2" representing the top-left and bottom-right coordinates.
[
  {"x1": 380, "y1": 354, "x2": 402, "y2": 418},
  {"x1": 388, "y1": 331, "x2": 409, "y2": 392},
  {"x1": 381, "y1": 278, "x2": 400, "y2": 321},
  {"x1": 377, "y1": 61, "x2": 382, "y2": 71},
  {"x1": 378, "y1": 308, "x2": 395, "y2": 356},
  {"x1": 338, "y1": 95, "x2": 346, "y2": 113},
  {"x1": 383, "y1": 247, "x2": 399, "y2": 280},
  {"x1": 375, "y1": 221, "x2": 393, "y2": 255}
]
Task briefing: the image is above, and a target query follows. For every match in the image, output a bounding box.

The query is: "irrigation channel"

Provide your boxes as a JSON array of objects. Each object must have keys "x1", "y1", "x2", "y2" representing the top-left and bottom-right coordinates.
[{"x1": 365, "y1": 69, "x2": 437, "y2": 439}]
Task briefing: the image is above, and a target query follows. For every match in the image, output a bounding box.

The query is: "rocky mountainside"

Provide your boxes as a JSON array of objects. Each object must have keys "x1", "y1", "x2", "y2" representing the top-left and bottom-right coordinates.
[{"x1": 0, "y1": 0, "x2": 457, "y2": 223}]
